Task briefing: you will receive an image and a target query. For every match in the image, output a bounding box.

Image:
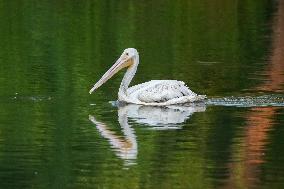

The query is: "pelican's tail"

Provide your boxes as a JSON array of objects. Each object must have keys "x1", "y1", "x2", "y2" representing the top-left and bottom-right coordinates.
[{"x1": 196, "y1": 95, "x2": 207, "y2": 101}]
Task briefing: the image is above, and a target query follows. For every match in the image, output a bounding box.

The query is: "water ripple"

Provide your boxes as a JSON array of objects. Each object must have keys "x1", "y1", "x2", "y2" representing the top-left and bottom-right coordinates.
[{"x1": 206, "y1": 95, "x2": 284, "y2": 107}]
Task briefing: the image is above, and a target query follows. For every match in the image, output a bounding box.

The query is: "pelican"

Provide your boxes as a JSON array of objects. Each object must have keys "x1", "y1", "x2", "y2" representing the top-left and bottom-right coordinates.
[{"x1": 89, "y1": 48, "x2": 206, "y2": 106}]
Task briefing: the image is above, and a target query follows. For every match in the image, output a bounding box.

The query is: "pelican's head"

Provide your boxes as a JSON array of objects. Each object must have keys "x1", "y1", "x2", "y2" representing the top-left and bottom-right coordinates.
[{"x1": 89, "y1": 48, "x2": 139, "y2": 94}]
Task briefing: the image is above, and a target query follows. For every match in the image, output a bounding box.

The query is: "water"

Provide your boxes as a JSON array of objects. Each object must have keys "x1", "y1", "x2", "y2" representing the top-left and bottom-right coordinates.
[{"x1": 0, "y1": 1, "x2": 284, "y2": 188}]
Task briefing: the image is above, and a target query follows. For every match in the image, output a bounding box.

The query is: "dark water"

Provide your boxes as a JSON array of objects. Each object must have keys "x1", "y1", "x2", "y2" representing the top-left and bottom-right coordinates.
[{"x1": 0, "y1": 1, "x2": 284, "y2": 188}]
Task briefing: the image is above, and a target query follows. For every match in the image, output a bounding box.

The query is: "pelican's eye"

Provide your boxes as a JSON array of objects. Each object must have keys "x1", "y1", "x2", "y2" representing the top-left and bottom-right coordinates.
[{"x1": 126, "y1": 52, "x2": 129, "y2": 56}]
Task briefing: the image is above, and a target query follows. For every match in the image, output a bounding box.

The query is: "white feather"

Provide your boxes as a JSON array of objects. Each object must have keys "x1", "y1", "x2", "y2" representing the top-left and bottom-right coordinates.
[{"x1": 90, "y1": 48, "x2": 206, "y2": 105}]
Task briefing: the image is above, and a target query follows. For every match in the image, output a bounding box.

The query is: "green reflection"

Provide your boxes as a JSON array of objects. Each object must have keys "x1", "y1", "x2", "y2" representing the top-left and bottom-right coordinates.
[{"x1": 0, "y1": 1, "x2": 283, "y2": 189}]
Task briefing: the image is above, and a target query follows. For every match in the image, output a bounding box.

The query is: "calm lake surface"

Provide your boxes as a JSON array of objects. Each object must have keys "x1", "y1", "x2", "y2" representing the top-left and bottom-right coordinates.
[{"x1": 0, "y1": 1, "x2": 284, "y2": 188}]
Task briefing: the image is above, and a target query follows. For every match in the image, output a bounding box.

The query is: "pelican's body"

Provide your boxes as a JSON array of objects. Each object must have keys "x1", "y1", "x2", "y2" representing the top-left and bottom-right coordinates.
[
  {"x1": 121, "y1": 80, "x2": 205, "y2": 106},
  {"x1": 90, "y1": 48, "x2": 206, "y2": 106}
]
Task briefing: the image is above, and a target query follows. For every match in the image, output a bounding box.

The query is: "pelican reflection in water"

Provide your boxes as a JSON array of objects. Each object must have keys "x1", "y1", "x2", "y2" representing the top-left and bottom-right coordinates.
[
  {"x1": 89, "y1": 103, "x2": 206, "y2": 165},
  {"x1": 89, "y1": 48, "x2": 206, "y2": 106},
  {"x1": 89, "y1": 109, "x2": 137, "y2": 166}
]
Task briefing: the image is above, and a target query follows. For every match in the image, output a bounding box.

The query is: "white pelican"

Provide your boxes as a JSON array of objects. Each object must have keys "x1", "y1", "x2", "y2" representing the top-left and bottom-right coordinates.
[{"x1": 89, "y1": 48, "x2": 206, "y2": 106}]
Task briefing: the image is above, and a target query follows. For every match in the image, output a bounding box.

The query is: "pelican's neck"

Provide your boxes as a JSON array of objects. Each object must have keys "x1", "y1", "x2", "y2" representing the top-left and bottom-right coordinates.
[{"x1": 119, "y1": 54, "x2": 139, "y2": 95}]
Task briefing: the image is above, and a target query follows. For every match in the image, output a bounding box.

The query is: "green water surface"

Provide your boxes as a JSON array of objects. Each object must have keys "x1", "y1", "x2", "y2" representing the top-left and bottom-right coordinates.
[{"x1": 0, "y1": 1, "x2": 284, "y2": 188}]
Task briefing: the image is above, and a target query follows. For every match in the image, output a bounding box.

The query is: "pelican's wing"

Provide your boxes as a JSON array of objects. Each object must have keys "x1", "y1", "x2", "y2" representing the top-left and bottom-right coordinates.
[{"x1": 128, "y1": 80, "x2": 197, "y2": 103}]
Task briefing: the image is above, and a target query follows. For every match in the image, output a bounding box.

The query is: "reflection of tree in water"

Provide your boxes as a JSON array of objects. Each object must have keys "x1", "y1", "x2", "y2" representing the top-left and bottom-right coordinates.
[
  {"x1": 258, "y1": 2, "x2": 284, "y2": 93},
  {"x1": 89, "y1": 104, "x2": 206, "y2": 166},
  {"x1": 224, "y1": 2, "x2": 284, "y2": 188}
]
